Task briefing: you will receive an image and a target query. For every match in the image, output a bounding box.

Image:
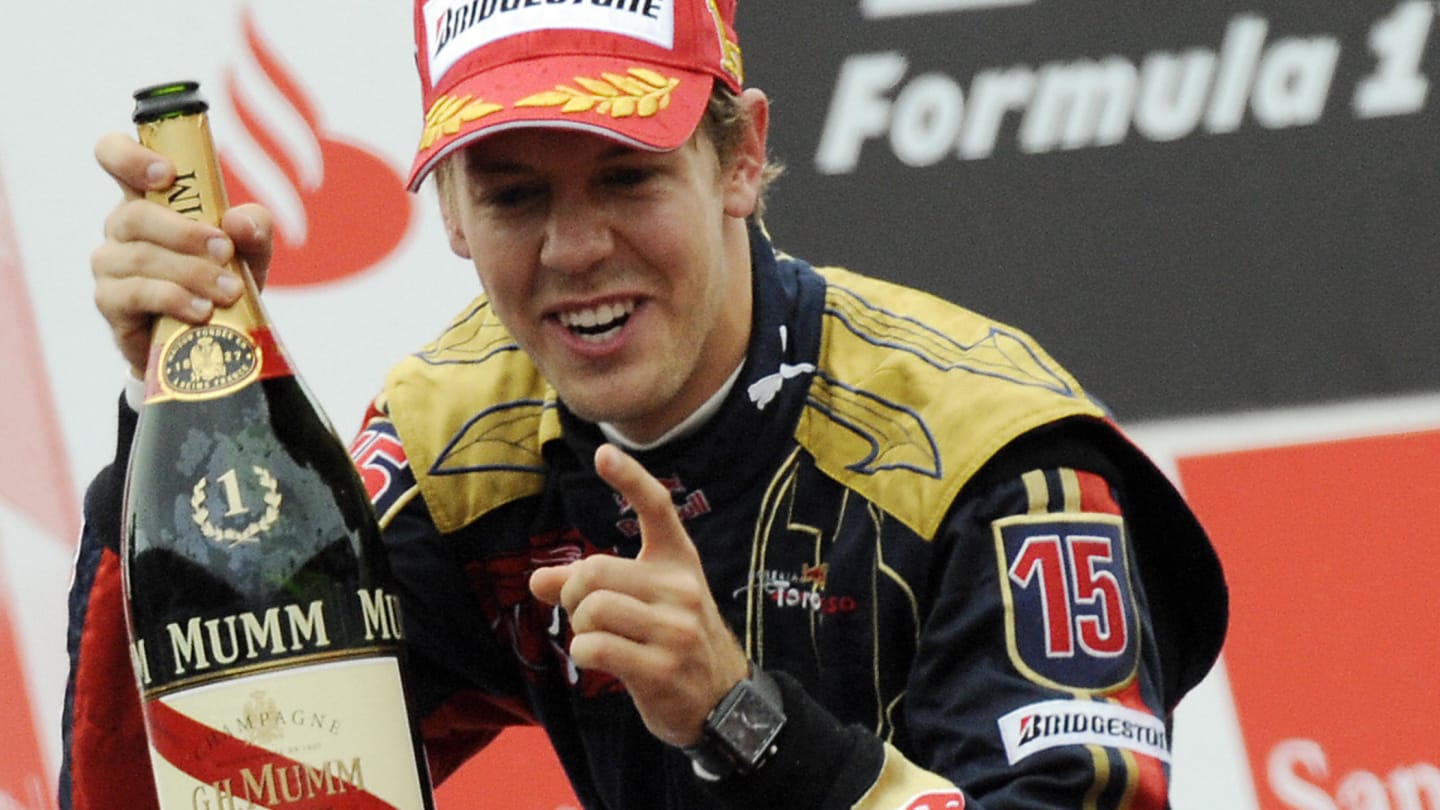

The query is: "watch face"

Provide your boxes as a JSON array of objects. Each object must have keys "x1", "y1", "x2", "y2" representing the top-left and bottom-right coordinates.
[{"x1": 714, "y1": 688, "x2": 784, "y2": 767}]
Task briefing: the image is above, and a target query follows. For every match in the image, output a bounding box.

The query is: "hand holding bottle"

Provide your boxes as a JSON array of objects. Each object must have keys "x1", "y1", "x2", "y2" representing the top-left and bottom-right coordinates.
[{"x1": 91, "y1": 132, "x2": 275, "y2": 376}]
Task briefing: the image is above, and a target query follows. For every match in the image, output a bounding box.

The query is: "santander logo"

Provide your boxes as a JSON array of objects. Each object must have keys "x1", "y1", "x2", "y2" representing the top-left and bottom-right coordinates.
[{"x1": 218, "y1": 8, "x2": 414, "y2": 288}]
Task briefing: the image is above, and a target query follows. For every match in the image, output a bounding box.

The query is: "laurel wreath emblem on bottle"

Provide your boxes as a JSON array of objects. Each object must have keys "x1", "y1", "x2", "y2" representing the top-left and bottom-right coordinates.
[{"x1": 190, "y1": 465, "x2": 282, "y2": 547}]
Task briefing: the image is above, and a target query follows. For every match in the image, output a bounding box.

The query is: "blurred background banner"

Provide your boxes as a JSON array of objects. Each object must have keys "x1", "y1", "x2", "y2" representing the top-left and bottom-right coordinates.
[
  {"x1": 744, "y1": 0, "x2": 1440, "y2": 422},
  {"x1": 1, "y1": 167, "x2": 71, "y2": 810},
  {"x1": 1133, "y1": 399, "x2": 1440, "y2": 810},
  {"x1": 1, "y1": 3, "x2": 1434, "y2": 808},
  {"x1": 1177, "y1": 426, "x2": 1440, "y2": 810}
]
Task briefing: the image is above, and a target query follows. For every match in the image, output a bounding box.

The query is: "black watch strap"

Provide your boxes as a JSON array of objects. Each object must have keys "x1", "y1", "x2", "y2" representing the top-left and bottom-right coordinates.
[{"x1": 683, "y1": 666, "x2": 786, "y2": 781}]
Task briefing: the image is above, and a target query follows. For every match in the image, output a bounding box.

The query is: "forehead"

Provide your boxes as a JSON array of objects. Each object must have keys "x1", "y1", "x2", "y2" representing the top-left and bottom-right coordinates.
[{"x1": 463, "y1": 129, "x2": 652, "y2": 170}]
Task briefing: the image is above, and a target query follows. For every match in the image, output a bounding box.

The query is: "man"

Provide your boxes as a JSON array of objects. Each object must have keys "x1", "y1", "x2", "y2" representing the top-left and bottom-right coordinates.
[{"x1": 63, "y1": 0, "x2": 1227, "y2": 807}]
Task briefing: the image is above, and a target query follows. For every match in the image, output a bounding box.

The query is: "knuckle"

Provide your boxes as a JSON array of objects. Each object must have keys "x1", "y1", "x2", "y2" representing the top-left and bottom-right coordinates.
[
  {"x1": 657, "y1": 610, "x2": 704, "y2": 653},
  {"x1": 100, "y1": 208, "x2": 126, "y2": 243},
  {"x1": 153, "y1": 283, "x2": 189, "y2": 313},
  {"x1": 566, "y1": 595, "x2": 596, "y2": 633},
  {"x1": 89, "y1": 243, "x2": 113, "y2": 279},
  {"x1": 569, "y1": 556, "x2": 609, "y2": 593},
  {"x1": 676, "y1": 584, "x2": 707, "y2": 615},
  {"x1": 106, "y1": 199, "x2": 148, "y2": 241},
  {"x1": 568, "y1": 633, "x2": 604, "y2": 669},
  {"x1": 91, "y1": 283, "x2": 111, "y2": 316},
  {"x1": 101, "y1": 242, "x2": 151, "y2": 281},
  {"x1": 652, "y1": 653, "x2": 686, "y2": 684},
  {"x1": 121, "y1": 279, "x2": 159, "y2": 316}
]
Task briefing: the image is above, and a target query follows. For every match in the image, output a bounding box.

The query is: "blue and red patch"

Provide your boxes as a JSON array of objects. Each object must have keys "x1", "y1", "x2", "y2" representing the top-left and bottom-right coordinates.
[
  {"x1": 992, "y1": 512, "x2": 1140, "y2": 693},
  {"x1": 349, "y1": 416, "x2": 416, "y2": 521}
]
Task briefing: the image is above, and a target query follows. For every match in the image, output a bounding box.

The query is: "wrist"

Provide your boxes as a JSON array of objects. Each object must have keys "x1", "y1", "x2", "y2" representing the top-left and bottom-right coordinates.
[
  {"x1": 689, "y1": 670, "x2": 886, "y2": 808},
  {"x1": 123, "y1": 370, "x2": 146, "y2": 413},
  {"x1": 682, "y1": 665, "x2": 786, "y2": 781}
]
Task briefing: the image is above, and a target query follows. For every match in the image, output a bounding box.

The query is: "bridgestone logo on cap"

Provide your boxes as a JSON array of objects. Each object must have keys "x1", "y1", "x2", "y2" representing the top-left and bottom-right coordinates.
[{"x1": 425, "y1": 0, "x2": 677, "y2": 83}]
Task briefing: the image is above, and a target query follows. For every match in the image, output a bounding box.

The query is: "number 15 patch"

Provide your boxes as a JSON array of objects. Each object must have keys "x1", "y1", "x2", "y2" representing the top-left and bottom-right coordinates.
[{"x1": 993, "y1": 513, "x2": 1140, "y2": 693}]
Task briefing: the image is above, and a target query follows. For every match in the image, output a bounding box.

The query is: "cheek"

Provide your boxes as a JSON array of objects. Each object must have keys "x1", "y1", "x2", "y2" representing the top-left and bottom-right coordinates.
[
  {"x1": 472, "y1": 259, "x2": 543, "y2": 347},
  {"x1": 468, "y1": 229, "x2": 536, "y2": 300},
  {"x1": 474, "y1": 263, "x2": 516, "y2": 309}
]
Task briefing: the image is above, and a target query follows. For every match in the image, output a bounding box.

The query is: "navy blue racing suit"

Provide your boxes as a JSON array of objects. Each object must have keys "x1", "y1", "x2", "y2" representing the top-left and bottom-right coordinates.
[{"x1": 62, "y1": 225, "x2": 1226, "y2": 809}]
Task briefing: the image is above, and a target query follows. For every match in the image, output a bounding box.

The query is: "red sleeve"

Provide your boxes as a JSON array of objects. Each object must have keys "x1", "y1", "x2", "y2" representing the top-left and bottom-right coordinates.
[
  {"x1": 61, "y1": 397, "x2": 158, "y2": 809},
  {"x1": 66, "y1": 548, "x2": 158, "y2": 810}
]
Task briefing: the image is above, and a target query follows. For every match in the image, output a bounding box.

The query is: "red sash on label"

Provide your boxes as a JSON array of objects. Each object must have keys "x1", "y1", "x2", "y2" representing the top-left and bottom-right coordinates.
[{"x1": 147, "y1": 699, "x2": 402, "y2": 809}]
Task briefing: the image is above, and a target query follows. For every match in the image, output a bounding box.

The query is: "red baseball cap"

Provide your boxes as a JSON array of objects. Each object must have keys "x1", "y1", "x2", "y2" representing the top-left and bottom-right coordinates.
[{"x1": 407, "y1": 0, "x2": 745, "y2": 191}]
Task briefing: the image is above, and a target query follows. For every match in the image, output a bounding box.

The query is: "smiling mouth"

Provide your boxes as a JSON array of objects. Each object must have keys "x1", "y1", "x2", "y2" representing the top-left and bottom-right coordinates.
[{"x1": 556, "y1": 299, "x2": 637, "y2": 343}]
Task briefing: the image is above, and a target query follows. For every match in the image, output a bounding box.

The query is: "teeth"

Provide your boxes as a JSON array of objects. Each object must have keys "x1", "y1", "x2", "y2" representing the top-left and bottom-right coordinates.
[{"x1": 559, "y1": 299, "x2": 636, "y2": 333}]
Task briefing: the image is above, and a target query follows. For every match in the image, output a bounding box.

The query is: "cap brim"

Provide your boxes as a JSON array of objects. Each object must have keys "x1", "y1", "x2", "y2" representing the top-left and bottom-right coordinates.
[{"x1": 407, "y1": 55, "x2": 713, "y2": 191}]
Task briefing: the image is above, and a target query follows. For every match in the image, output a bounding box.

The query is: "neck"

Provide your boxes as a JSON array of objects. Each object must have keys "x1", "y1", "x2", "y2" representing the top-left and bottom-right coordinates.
[{"x1": 600, "y1": 360, "x2": 745, "y2": 451}]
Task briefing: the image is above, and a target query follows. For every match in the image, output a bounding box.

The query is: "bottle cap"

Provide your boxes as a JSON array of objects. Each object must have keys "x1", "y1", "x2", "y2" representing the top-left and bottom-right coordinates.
[{"x1": 132, "y1": 80, "x2": 209, "y2": 124}]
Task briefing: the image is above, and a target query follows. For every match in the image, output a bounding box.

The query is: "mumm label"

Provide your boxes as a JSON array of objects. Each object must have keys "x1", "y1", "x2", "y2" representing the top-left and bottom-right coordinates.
[{"x1": 131, "y1": 589, "x2": 403, "y2": 685}]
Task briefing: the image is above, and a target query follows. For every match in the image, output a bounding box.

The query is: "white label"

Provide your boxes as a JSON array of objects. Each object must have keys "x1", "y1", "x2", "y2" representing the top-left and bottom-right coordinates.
[
  {"x1": 424, "y1": 0, "x2": 676, "y2": 86},
  {"x1": 146, "y1": 657, "x2": 429, "y2": 808},
  {"x1": 996, "y1": 699, "x2": 1171, "y2": 765}
]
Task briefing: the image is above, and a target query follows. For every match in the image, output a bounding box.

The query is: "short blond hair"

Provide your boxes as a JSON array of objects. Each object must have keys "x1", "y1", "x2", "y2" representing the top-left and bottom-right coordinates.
[{"x1": 701, "y1": 85, "x2": 784, "y2": 222}]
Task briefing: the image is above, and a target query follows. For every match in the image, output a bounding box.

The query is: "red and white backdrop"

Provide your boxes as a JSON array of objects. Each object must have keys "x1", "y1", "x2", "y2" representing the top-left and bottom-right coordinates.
[{"x1": 2, "y1": 2, "x2": 1435, "y2": 808}]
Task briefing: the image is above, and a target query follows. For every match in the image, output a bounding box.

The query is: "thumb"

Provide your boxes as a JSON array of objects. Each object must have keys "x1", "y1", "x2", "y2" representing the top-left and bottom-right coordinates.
[{"x1": 593, "y1": 444, "x2": 695, "y2": 565}]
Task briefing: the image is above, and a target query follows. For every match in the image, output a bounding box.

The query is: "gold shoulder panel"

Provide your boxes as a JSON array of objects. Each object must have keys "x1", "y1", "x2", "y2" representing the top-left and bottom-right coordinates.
[
  {"x1": 797, "y1": 267, "x2": 1105, "y2": 540},
  {"x1": 383, "y1": 296, "x2": 561, "y2": 533}
]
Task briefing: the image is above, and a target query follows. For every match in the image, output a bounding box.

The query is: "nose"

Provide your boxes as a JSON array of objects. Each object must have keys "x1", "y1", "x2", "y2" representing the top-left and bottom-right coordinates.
[{"x1": 539, "y1": 189, "x2": 613, "y2": 275}]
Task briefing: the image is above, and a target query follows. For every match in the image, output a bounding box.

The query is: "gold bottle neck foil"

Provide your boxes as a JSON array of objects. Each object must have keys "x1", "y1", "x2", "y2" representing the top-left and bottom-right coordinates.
[{"x1": 137, "y1": 112, "x2": 283, "y2": 402}]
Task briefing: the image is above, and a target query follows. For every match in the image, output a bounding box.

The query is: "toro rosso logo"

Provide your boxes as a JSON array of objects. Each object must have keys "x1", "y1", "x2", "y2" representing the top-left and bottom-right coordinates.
[{"x1": 734, "y1": 568, "x2": 859, "y2": 616}]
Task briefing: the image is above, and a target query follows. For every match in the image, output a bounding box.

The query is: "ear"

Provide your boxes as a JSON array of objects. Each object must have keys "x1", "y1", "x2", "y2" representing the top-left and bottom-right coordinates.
[
  {"x1": 722, "y1": 88, "x2": 770, "y2": 220},
  {"x1": 435, "y1": 161, "x2": 473, "y2": 259}
]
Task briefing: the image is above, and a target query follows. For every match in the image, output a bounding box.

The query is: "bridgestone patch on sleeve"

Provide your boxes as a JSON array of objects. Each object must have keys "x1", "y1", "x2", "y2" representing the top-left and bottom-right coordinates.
[{"x1": 997, "y1": 699, "x2": 1170, "y2": 765}]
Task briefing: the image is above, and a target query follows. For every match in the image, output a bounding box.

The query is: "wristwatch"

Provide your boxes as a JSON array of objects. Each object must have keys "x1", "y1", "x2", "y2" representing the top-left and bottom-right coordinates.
[{"x1": 683, "y1": 666, "x2": 787, "y2": 781}]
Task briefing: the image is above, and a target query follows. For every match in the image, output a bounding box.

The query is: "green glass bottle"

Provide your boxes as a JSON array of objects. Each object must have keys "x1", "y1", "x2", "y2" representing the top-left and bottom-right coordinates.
[{"x1": 121, "y1": 80, "x2": 436, "y2": 809}]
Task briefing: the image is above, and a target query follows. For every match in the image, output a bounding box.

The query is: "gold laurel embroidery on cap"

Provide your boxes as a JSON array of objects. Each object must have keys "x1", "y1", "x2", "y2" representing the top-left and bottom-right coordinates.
[
  {"x1": 704, "y1": 0, "x2": 744, "y2": 83},
  {"x1": 514, "y1": 68, "x2": 679, "y2": 119},
  {"x1": 420, "y1": 94, "x2": 504, "y2": 150},
  {"x1": 722, "y1": 40, "x2": 743, "y2": 84}
]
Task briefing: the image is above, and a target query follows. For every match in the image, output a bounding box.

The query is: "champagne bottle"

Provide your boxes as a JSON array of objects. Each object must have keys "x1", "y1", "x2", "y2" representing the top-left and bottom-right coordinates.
[{"x1": 120, "y1": 81, "x2": 436, "y2": 809}]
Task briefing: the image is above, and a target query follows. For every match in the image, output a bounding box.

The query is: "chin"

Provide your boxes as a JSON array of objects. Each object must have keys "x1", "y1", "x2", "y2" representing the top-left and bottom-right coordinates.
[
  {"x1": 550, "y1": 365, "x2": 684, "y2": 430},
  {"x1": 557, "y1": 388, "x2": 642, "y2": 425}
]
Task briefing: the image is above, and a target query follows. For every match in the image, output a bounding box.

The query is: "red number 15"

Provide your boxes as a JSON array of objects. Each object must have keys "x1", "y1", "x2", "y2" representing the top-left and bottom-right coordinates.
[{"x1": 1009, "y1": 534, "x2": 1129, "y2": 659}]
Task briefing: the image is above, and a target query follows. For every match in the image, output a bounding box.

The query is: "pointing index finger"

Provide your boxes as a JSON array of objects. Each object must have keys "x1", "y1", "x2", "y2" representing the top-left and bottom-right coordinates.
[{"x1": 593, "y1": 444, "x2": 693, "y2": 564}]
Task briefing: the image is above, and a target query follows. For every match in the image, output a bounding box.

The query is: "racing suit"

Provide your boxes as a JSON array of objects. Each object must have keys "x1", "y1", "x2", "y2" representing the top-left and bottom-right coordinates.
[{"x1": 62, "y1": 225, "x2": 1227, "y2": 809}]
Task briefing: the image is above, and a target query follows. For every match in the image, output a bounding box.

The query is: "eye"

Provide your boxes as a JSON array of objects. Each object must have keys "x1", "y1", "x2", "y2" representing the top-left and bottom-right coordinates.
[
  {"x1": 604, "y1": 166, "x2": 657, "y2": 189},
  {"x1": 485, "y1": 183, "x2": 544, "y2": 209}
]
